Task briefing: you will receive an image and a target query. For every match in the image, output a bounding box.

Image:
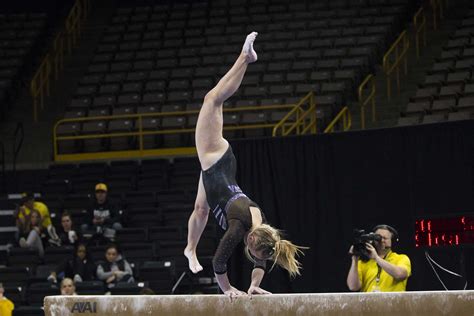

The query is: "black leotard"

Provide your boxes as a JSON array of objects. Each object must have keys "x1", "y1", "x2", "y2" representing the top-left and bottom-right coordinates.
[{"x1": 201, "y1": 145, "x2": 267, "y2": 274}]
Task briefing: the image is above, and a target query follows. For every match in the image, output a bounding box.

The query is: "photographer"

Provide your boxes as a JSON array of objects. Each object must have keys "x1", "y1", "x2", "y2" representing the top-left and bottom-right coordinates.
[{"x1": 346, "y1": 225, "x2": 411, "y2": 292}]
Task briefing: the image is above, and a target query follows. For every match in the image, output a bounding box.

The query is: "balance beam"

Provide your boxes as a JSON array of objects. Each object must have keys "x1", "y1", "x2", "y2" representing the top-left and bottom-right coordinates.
[{"x1": 44, "y1": 291, "x2": 474, "y2": 316}]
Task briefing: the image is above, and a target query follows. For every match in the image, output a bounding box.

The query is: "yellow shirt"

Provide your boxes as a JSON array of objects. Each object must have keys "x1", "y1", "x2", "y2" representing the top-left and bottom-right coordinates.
[
  {"x1": 0, "y1": 297, "x2": 15, "y2": 316},
  {"x1": 358, "y1": 250, "x2": 411, "y2": 292},
  {"x1": 18, "y1": 201, "x2": 52, "y2": 228}
]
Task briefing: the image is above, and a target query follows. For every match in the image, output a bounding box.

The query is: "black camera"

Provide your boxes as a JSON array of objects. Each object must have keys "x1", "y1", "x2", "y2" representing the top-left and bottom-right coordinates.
[{"x1": 352, "y1": 229, "x2": 382, "y2": 262}]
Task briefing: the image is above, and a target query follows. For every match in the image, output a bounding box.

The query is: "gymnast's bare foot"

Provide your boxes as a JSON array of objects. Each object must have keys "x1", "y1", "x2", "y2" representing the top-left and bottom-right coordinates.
[
  {"x1": 184, "y1": 247, "x2": 203, "y2": 274},
  {"x1": 242, "y1": 32, "x2": 258, "y2": 63}
]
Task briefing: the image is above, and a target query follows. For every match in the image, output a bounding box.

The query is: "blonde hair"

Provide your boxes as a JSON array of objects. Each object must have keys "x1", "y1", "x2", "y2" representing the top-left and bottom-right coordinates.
[
  {"x1": 245, "y1": 224, "x2": 308, "y2": 278},
  {"x1": 60, "y1": 278, "x2": 75, "y2": 288}
]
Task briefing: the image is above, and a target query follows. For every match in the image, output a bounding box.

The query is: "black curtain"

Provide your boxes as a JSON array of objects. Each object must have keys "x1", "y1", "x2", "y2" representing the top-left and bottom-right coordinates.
[{"x1": 225, "y1": 120, "x2": 474, "y2": 293}]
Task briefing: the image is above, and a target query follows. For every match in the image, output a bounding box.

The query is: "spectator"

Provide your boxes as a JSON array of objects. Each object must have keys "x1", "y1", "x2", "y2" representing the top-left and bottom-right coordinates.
[
  {"x1": 82, "y1": 183, "x2": 122, "y2": 240},
  {"x1": 57, "y1": 211, "x2": 81, "y2": 247},
  {"x1": 60, "y1": 278, "x2": 77, "y2": 296},
  {"x1": 48, "y1": 243, "x2": 96, "y2": 284},
  {"x1": 97, "y1": 244, "x2": 134, "y2": 289},
  {"x1": 16, "y1": 209, "x2": 45, "y2": 257},
  {"x1": 15, "y1": 192, "x2": 60, "y2": 246},
  {"x1": 0, "y1": 283, "x2": 14, "y2": 316}
]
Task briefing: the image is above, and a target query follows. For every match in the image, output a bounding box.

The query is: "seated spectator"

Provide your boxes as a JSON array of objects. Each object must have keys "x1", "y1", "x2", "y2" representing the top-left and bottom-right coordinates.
[
  {"x1": 81, "y1": 183, "x2": 122, "y2": 240},
  {"x1": 57, "y1": 211, "x2": 82, "y2": 247},
  {"x1": 48, "y1": 243, "x2": 96, "y2": 284},
  {"x1": 0, "y1": 283, "x2": 14, "y2": 316},
  {"x1": 60, "y1": 278, "x2": 77, "y2": 296},
  {"x1": 97, "y1": 244, "x2": 134, "y2": 289},
  {"x1": 16, "y1": 209, "x2": 45, "y2": 257},
  {"x1": 15, "y1": 192, "x2": 60, "y2": 246}
]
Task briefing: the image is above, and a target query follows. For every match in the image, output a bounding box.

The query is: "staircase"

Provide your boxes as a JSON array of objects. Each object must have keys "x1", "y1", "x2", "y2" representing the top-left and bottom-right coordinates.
[{"x1": 350, "y1": 2, "x2": 469, "y2": 130}]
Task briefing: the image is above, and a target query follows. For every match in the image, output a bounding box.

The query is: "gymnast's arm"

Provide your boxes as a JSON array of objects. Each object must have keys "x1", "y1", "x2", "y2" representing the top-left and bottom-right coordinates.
[
  {"x1": 248, "y1": 267, "x2": 271, "y2": 294},
  {"x1": 213, "y1": 219, "x2": 247, "y2": 295}
]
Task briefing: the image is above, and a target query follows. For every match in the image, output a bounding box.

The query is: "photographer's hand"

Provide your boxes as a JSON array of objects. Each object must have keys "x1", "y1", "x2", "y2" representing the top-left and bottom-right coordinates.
[
  {"x1": 348, "y1": 245, "x2": 359, "y2": 260},
  {"x1": 365, "y1": 243, "x2": 378, "y2": 260},
  {"x1": 347, "y1": 246, "x2": 362, "y2": 291}
]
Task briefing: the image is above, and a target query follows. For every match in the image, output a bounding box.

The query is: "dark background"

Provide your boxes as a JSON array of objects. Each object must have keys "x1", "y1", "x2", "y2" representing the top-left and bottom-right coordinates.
[{"x1": 227, "y1": 120, "x2": 474, "y2": 293}]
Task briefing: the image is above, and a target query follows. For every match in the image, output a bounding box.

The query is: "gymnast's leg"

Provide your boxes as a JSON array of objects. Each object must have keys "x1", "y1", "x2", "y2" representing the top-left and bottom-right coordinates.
[
  {"x1": 184, "y1": 32, "x2": 258, "y2": 273},
  {"x1": 195, "y1": 31, "x2": 258, "y2": 170}
]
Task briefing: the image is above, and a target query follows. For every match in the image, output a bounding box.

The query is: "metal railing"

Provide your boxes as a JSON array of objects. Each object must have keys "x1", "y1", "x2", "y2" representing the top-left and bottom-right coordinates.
[
  {"x1": 272, "y1": 92, "x2": 317, "y2": 136},
  {"x1": 383, "y1": 30, "x2": 410, "y2": 100},
  {"x1": 323, "y1": 107, "x2": 351, "y2": 133},
  {"x1": 358, "y1": 74, "x2": 376, "y2": 130},
  {"x1": 30, "y1": 55, "x2": 51, "y2": 122},
  {"x1": 53, "y1": 104, "x2": 297, "y2": 162},
  {"x1": 414, "y1": 7, "x2": 427, "y2": 58},
  {"x1": 12, "y1": 123, "x2": 24, "y2": 174},
  {"x1": 53, "y1": 31, "x2": 66, "y2": 79},
  {"x1": 30, "y1": 0, "x2": 90, "y2": 122},
  {"x1": 65, "y1": 0, "x2": 84, "y2": 53},
  {"x1": 430, "y1": 0, "x2": 446, "y2": 30}
]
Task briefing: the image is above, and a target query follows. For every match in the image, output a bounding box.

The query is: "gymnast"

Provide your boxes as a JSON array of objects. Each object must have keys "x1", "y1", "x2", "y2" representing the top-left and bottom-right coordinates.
[{"x1": 184, "y1": 32, "x2": 306, "y2": 298}]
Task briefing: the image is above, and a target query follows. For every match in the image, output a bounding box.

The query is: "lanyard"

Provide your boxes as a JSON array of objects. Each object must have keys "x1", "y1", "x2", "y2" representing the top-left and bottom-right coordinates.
[
  {"x1": 375, "y1": 265, "x2": 382, "y2": 284},
  {"x1": 375, "y1": 251, "x2": 390, "y2": 284}
]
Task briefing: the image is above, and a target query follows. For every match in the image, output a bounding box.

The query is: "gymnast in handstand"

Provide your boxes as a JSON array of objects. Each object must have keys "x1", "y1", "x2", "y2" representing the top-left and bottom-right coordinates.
[{"x1": 184, "y1": 32, "x2": 306, "y2": 298}]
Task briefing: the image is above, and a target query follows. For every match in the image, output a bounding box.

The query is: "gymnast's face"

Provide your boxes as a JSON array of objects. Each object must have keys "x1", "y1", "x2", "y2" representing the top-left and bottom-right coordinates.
[{"x1": 247, "y1": 233, "x2": 268, "y2": 261}]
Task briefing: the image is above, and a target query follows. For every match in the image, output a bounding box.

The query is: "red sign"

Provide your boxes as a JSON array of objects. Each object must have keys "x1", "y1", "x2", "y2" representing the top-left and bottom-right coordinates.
[{"x1": 415, "y1": 215, "x2": 474, "y2": 247}]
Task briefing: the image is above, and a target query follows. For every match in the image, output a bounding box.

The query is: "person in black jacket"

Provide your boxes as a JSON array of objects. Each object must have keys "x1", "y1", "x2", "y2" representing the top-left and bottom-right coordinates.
[
  {"x1": 81, "y1": 183, "x2": 122, "y2": 240},
  {"x1": 57, "y1": 211, "x2": 82, "y2": 247},
  {"x1": 48, "y1": 243, "x2": 96, "y2": 284},
  {"x1": 96, "y1": 244, "x2": 134, "y2": 289}
]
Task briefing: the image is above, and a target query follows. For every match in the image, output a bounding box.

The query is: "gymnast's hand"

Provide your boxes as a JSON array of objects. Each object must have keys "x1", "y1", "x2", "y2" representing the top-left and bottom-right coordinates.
[
  {"x1": 247, "y1": 285, "x2": 272, "y2": 296},
  {"x1": 224, "y1": 286, "x2": 246, "y2": 301}
]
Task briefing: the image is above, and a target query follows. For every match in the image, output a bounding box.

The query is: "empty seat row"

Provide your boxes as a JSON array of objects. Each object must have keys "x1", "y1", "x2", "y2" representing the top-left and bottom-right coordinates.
[
  {"x1": 73, "y1": 78, "x2": 353, "y2": 100},
  {"x1": 90, "y1": 46, "x2": 376, "y2": 64},
  {"x1": 112, "y1": 0, "x2": 407, "y2": 14},
  {"x1": 398, "y1": 111, "x2": 473, "y2": 126},
  {"x1": 107, "y1": 3, "x2": 405, "y2": 27},
  {"x1": 103, "y1": 19, "x2": 397, "y2": 40},
  {"x1": 406, "y1": 96, "x2": 474, "y2": 115},
  {"x1": 95, "y1": 35, "x2": 386, "y2": 53}
]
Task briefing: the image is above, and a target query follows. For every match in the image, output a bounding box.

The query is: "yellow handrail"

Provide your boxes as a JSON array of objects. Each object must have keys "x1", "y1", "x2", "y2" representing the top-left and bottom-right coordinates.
[
  {"x1": 30, "y1": 55, "x2": 51, "y2": 122},
  {"x1": 65, "y1": 0, "x2": 82, "y2": 53},
  {"x1": 323, "y1": 107, "x2": 351, "y2": 133},
  {"x1": 272, "y1": 92, "x2": 316, "y2": 136},
  {"x1": 358, "y1": 74, "x2": 376, "y2": 130},
  {"x1": 431, "y1": 0, "x2": 439, "y2": 30},
  {"x1": 53, "y1": 31, "x2": 65, "y2": 79},
  {"x1": 53, "y1": 104, "x2": 297, "y2": 162},
  {"x1": 430, "y1": 0, "x2": 447, "y2": 30},
  {"x1": 414, "y1": 7, "x2": 427, "y2": 58},
  {"x1": 383, "y1": 30, "x2": 409, "y2": 100}
]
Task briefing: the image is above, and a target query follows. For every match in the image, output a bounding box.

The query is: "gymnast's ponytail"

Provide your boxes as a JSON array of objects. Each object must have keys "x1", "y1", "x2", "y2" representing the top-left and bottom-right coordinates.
[{"x1": 245, "y1": 224, "x2": 307, "y2": 278}]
